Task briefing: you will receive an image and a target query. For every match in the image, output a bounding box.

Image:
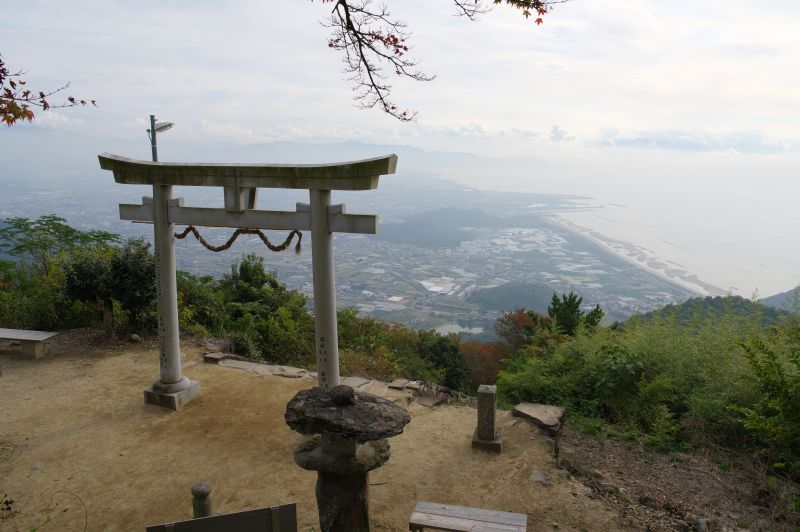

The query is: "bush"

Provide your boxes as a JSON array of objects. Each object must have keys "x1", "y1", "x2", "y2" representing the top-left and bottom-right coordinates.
[
  {"x1": 496, "y1": 298, "x2": 800, "y2": 478},
  {"x1": 734, "y1": 339, "x2": 800, "y2": 478},
  {"x1": 227, "y1": 330, "x2": 262, "y2": 359}
]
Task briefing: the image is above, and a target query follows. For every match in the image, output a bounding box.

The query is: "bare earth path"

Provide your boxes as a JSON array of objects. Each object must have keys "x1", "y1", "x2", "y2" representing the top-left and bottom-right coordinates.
[{"x1": 0, "y1": 335, "x2": 628, "y2": 531}]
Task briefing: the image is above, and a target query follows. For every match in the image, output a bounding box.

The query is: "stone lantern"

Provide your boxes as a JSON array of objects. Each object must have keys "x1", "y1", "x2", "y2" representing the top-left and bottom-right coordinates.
[{"x1": 285, "y1": 385, "x2": 410, "y2": 532}]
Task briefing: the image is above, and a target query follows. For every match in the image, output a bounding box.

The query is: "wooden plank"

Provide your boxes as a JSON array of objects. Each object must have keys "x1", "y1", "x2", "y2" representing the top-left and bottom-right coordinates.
[
  {"x1": 414, "y1": 502, "x2": 527, "y2": 527},
  {"x1": 0, "y1": 328, "x2": 60, "y2": 343},
  {"x1": 409, "y1": 511, "x2": 524, "y2": 532},
  {"x1": 146, "y1": 503, "x2": 296, "y2": 532}
]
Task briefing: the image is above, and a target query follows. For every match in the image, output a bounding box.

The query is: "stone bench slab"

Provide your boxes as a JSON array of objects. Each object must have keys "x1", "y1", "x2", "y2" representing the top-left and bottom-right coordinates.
[
  {"x1": 512, "y1": 402, "x2": 566, "y2": 437},
  {"x1": 0, "y1": 328, "x2": 61, "y2": 343},
  {"x1": 342, "y1": 376, "x2": 371, "y2": 389},
  {"x1": 415, "y1": 394, "x2": 448, "y2": 408},
  {"x1": 0, "y1": 328, "x2": 61, "y2": 358}
]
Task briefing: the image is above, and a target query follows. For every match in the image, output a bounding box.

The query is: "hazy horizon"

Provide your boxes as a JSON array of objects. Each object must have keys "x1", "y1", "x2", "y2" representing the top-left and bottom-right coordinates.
[{"x1": 2, "y1": 0, "x2": 798, "y2": 298}]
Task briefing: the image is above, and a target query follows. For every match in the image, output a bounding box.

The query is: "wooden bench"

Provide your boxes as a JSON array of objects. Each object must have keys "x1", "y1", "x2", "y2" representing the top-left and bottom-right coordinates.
[
  {"x1": 409, "y1": 501, "x2": 527, "y2": 532},
  {"x1": 0, "y1": 328, "x2": 61, "y2": 358}
]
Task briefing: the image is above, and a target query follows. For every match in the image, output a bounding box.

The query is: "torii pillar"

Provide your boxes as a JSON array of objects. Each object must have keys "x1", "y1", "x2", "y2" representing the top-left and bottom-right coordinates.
[{"x1": 99, "y1": 153, "x2": 398, "y2": 409}]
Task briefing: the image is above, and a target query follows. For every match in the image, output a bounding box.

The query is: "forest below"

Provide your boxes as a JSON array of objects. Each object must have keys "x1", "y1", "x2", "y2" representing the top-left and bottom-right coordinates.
[{"x1": 1, "y1": 215, "x2": 798, "y2": 520}]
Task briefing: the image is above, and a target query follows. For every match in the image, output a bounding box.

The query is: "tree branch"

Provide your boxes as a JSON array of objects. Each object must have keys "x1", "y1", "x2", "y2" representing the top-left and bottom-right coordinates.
[
  {"x1": 0, "y1": 54, "x2": 96, "y2": 126},
  {"x1": 317, "y1": 0, "x2": 566, "y2": 121}
]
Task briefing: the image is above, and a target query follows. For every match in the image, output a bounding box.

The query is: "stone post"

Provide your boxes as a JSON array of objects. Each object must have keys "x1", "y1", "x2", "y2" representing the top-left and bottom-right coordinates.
[
  {"x1": 142, "y1": 184, "x2": 201, "y2": 410},
  {"x1": 472, "y1": 384, "x2": 503, "y2": 453},
  {"x1": 153, "y1": 183, "x2": 183, "y2": 386},
  {"x1": 191, "y1": 481, "x2": 213, "y2": 518},
  {"x1": 310, "y1": 189, "x2": 340, "y2": 389}
]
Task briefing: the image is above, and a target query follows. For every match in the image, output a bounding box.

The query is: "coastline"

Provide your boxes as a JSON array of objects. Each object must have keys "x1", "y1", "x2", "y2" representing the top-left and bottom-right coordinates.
[{"x1": 548, "y1": 212, "x2": 727, "y2": 297}]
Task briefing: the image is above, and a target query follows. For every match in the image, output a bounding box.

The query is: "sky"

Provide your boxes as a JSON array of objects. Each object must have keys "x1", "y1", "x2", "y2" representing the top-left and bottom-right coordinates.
[{"x1": 2, "y1": 0, "x2": 799, "y2": 296}]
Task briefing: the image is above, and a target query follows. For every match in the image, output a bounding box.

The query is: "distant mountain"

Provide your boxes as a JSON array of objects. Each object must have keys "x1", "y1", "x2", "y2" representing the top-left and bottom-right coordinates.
[
  {"x1": 761, "y1": 286, "x2": 799, "y2": 312},
  {"x1": 0, "y1": 129, "x2": 544, "y2": 185},
  {"x1": 633, "y1": 295, "x2": 788, "y2": 326},
  {"x1": 466, "y1": 282, "x2": 554, "y2": 314}
]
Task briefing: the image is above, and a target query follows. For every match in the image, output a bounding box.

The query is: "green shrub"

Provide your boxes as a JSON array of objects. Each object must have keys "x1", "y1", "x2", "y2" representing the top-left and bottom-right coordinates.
[
  {"x1": 227, "y1": 330, "x2": 262, "y2": 359},
  {"x1": 496, "y1": 299, "x2": 800, "y2": 477},
  {"x1": 643, "y1": 404, "x2": 686, "y2": 452},
  {"x1": 734, "y1": 339, "x2": 800, "y2": 477}
]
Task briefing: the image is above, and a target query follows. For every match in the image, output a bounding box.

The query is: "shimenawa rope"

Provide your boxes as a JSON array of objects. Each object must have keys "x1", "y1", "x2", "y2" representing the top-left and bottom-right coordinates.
[{"x1": 174, "y1": 226, "x2": 302, "y2": 254}]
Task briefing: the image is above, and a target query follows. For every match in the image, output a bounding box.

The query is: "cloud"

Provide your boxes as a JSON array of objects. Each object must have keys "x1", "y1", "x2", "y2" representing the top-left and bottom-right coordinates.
[
  {"x1": 30, "y1": 110, "x2": 85, "y2": 129},
  {"x1": 549, "y1": 125, "x2": 574, "y2": 142},
  {"x1": 594, "y1": 129, "x2": 797, "y2": 154}
]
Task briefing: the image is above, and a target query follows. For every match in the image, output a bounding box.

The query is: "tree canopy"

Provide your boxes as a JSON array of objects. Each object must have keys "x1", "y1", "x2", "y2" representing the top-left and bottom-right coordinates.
[
  {"x1": 547, "y1": 291, "x2": 604, "y2": 335},
  {"x1": 0, "y1": 215, "x2": 118, "y2": 275}
]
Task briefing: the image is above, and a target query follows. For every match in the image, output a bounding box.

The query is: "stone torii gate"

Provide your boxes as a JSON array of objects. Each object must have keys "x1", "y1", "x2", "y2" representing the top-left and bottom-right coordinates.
[{"x1": 98, "y1": 152, "x2": 398, "y2": 409}]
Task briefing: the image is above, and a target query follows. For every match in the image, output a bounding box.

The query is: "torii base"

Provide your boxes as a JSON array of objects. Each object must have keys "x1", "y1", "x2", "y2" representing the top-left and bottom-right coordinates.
[{"x1": 143, "y1": 380, "x2": 201, "y2": 410}]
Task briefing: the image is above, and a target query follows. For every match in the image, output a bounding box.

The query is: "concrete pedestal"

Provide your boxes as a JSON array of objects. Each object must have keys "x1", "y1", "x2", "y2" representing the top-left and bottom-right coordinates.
[
  {"x1": 472, "y1": 428, "x2": 504, "y2": 453},
  {"x1": 144, "y1": 378, "x2": 201, "y2": 410},
  {"x1": 21, "y1": 342, "x2": 47, "y2": 359}
]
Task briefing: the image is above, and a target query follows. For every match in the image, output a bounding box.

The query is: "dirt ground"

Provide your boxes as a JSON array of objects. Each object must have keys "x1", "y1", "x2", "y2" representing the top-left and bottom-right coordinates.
[{"x1": 0, "y1": 332, "x2": 629, "y2": 532}]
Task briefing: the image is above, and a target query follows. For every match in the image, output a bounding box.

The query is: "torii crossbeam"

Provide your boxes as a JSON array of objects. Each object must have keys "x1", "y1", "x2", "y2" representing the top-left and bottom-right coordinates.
[{"x1": 99, "y1": 152, "x2": 398, "y2": 409}]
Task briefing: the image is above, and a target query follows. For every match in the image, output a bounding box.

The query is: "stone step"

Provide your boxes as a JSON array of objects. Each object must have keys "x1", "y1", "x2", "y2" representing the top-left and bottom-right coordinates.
[{"x1": 512, "y1": 402, "x2": 566, "y2": 437}]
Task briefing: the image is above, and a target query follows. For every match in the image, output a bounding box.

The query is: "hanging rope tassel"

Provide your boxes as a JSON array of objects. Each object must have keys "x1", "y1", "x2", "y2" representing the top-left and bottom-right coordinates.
[{"x1": 174, "y1": 226, "x2": 302, "y2": 255}]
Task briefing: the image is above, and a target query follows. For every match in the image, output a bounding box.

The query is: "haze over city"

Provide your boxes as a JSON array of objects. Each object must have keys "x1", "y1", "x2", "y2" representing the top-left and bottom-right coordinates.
[{"x1": 2, "y1": 0, "x2": 799, "y2": 296}]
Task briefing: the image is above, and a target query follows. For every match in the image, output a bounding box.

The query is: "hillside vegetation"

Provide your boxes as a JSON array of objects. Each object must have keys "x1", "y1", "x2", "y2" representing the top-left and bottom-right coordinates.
[
  {"x1": 639, "y1": 294, "x2": 788, "y2": 326},
  {"x1": 763, "y1": 286, "x2": 800, "y2": 311},
  {"x1": 1, "y1": 216, "x2": 799, "y2": 506}
]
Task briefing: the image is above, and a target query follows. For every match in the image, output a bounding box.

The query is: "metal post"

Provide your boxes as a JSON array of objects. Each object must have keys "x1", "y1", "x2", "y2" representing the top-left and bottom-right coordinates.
[
  {"x1": 149, "y1": 114, "x2": 158, "y2": 162},
  {"x1": 309, "y1": 189, "x2": 339, "y2": 389}
]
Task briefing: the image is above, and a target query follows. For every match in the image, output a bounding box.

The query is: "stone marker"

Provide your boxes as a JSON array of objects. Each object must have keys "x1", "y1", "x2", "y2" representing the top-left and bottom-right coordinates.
[
  {"x1": 471, "y1": 384, "x2": 503, "y2": 453},
  {"x1": 191, "y1": 481, "x2": 213, "y2": 518},
  {"x1": 285, "y1": 385, "x2": 410, "y2": 532}
]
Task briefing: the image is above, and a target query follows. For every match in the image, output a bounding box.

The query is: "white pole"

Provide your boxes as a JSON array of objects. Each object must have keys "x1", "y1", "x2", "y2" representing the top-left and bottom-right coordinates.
[
  {"x1": 152, "y1": 183, "x2": 186, "y2": 389},
  {"x1": 149, "y1": 113, "x2": 186, "y2": 391},
  {"x1": 310, "y1": 189, "x2": 340, "y2": 389}
]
